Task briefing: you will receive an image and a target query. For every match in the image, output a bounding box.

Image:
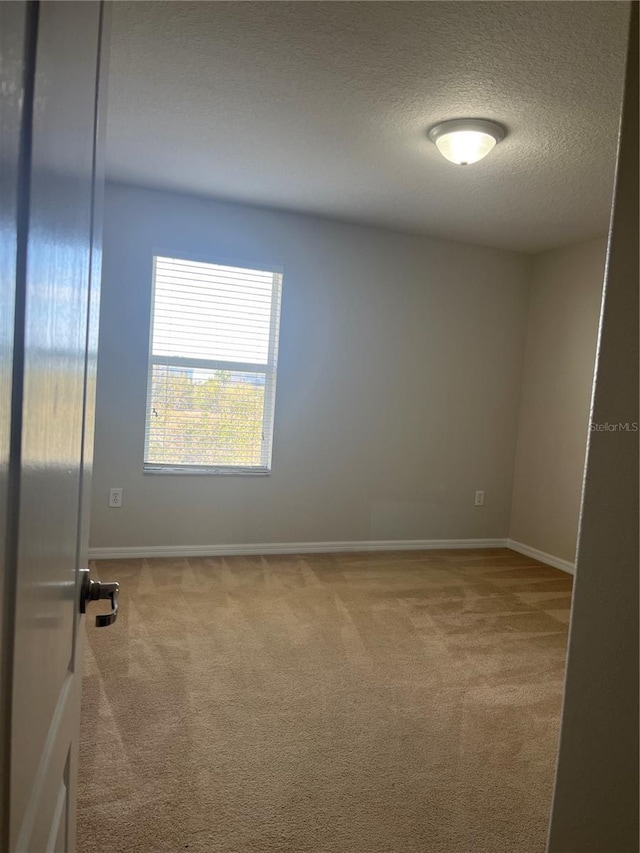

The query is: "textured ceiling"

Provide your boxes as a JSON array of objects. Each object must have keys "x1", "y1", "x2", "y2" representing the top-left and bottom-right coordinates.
[{"x1": 106, "y1": 1, "x2": 630, "y2": 253}]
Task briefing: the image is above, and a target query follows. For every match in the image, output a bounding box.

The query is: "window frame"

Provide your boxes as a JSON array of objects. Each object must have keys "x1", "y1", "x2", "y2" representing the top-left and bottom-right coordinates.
[{"x1": 143, "y1": 251, "x2": 283, "y2": 476}]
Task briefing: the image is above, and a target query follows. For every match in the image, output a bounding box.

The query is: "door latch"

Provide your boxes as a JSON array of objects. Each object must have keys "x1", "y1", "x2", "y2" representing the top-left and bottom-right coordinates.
[{"x1": 80, "y1": 568, "x2": 119, "y2": 627}]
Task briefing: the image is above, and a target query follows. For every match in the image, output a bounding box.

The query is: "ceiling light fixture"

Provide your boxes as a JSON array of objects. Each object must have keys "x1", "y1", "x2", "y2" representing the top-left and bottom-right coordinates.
[{"x1": 428, "y1": 119, "x2": 506, "y2": 166}]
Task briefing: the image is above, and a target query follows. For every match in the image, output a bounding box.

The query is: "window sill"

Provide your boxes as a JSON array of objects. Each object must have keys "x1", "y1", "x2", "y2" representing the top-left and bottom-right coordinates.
[{"x1": 143, "y1": 465, "x2": 271, "y2": 476}]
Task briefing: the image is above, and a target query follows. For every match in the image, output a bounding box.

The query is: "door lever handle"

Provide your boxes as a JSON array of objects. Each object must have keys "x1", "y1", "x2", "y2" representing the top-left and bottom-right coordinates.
[{"x1": 80, "y1": 568, "x2": 119, "y2": 627}]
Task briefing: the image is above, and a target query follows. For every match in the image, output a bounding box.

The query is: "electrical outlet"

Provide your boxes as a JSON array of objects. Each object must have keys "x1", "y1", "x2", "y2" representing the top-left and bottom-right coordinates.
[
  {"x1": 109, "y1": 488, "x2": 123, "y2": 508},
  {"x1": 474, "y1": 490, "x2": 485, "y2": 507}
]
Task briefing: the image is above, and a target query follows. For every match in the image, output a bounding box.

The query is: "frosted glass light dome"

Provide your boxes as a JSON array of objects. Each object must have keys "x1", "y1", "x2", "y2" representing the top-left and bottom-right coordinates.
[{"x1": 429, "y1": 119, "x2": 505, "y2": 165}]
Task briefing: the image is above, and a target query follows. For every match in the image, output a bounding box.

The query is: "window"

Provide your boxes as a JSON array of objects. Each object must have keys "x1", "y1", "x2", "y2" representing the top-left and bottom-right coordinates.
[{"x1": 144, "y1": 255, "x2": 282, "y2": 474}]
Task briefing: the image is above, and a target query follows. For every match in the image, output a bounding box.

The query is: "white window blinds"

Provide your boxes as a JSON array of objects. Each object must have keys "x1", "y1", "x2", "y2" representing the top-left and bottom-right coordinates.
[{"x1": 144, "y1": 256, "x2": 282, "y2": 473}]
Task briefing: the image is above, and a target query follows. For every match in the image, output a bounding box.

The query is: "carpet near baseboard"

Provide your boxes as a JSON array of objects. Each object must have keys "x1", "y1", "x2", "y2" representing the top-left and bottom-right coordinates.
[{"x1": 78, "y1": 548, "x2": 572, "y2": 853}]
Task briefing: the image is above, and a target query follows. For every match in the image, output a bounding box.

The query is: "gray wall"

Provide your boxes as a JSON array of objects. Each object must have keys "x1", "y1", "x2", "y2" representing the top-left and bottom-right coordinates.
[
  {"x1": 548, "y1": 6, "x2": 639, "y2": 849},
  {"x1": 89, "y1": 183, "x2": 530, "y2": 550},
  {"x1": 509, "y1": 238, "x2": 606, "y2": 564}
]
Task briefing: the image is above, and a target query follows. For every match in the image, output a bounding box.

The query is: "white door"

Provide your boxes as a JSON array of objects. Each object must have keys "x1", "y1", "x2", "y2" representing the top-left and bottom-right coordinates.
[{"x1": 0, "y1": 2, "x2": 112, "y2": 850}]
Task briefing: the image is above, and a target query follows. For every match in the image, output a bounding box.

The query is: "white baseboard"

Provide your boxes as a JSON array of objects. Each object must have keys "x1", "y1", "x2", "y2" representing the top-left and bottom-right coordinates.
[
  {"x1": 89, "y1": 538, "x2": 575, "y2": 575},
  {"x1": 89, "y1": 538, "x2": 509, "y2": 560},
  {"x1": 506, "y1": 539, "x2": 575, "y2": 575}
]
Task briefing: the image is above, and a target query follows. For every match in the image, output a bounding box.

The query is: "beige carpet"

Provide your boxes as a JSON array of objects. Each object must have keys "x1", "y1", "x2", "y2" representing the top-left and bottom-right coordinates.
[{"x1": 78, "y1": 548, "x2": 572, "y2": 853}]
